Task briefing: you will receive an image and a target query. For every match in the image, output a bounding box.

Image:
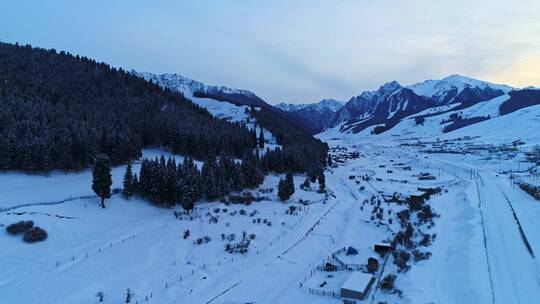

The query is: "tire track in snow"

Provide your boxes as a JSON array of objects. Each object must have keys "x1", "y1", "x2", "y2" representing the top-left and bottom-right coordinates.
[
  {"x1": 205, "y1": 281, "x2": 242, "y2": 304},
  {"x1": 474, "y1": 174, "x2": 497, "y2": 304},
  {"x1": 495, "y1": 181, "x2": 535, "y2": 258}
]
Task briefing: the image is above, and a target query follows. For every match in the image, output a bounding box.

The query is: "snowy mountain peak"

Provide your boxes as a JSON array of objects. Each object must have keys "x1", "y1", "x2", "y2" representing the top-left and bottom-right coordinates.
[
  {"x1": 408, "y1": 74, "x2": 513, "y2": 102},
  {"x1": 378, "y1": 81, "x2": 403, "y2": 94},
  {"x1": 276, "y1": 98, "x2": 344, "y2": 113},
  {"x1": 315, "y1": 99, "x2": 345, "y2": 112}
]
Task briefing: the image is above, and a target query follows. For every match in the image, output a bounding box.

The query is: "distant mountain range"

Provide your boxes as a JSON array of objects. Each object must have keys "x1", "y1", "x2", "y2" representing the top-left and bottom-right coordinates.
[
  {"x1": 137, "y1": 71, "x2": 539, "y2": 138},
  {"x1": 276, "y1": 99, "x2": 345, "y2": 134},
  {"x1": 277, "y1": 74, "x2": 539, "y2": 135}
]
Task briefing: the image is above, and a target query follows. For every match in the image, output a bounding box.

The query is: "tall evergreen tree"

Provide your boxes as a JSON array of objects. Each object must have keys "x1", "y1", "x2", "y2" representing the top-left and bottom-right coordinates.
[
  {"x1": 202, "y1": 156, "x2": 222, "y2": 200},
  {"x1": 241, "y1": 150, "x2": 264, "y2": 188},
  {"x1": 278, "y1": 172, "x2": 295, "y2": 201},
  {"x1": 285, "y1": 172, "x2": 295, "y2": 197},
  {"x1": 277, "y1": 179, "x2": 288, "y2": 201},
  {"x1": 123, "y1": 162, "x2": 134, "y2": 198},
  {"x1": 317, "y1": 172, "x2": 326, "y2": 193},
  {"x1": 179, "y1": 158, "x2": 201, "y2": 211},
  {"x1": 92, "y1": 154, "x2": 112, "y2": 208}
]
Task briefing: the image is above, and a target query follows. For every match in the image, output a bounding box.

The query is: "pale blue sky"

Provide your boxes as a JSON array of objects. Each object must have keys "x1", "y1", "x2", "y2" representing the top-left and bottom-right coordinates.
[{"x1": 1, "y1": 0, "x2": 539, "y2": 103}]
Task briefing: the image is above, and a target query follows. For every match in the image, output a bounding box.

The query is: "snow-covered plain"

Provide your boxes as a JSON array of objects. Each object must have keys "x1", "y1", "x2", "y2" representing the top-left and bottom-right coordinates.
[{"x1": 1, "y1": 100, "x2": 539, "y2": 303}]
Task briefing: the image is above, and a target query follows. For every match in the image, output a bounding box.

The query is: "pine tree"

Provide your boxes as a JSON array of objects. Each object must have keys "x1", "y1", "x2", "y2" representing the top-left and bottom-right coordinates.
[
  {"x1": 317, "y1": 172, "x2": 326, "y2": 193},
  {"x1": 241, "y1": 150, "x2": 264, "y2": 188},
  {"x1": 277, "y1": 179, "x2": 288, "y2": 201},
  {"x1": 278, "y1": 173, "x2": 295, "y2": 201},
  {"x1": 158, "y1": 157, "x2": 178, "y2": 206},
  {"x1": 179, "y1": 158, "x2": 200, "y2": 211},
  {"x1": 202, "y1": 156, "x2": 221, "y2": 200},
  {"x1": 137, "y1": 159, "x2": 151, "y2": 197},
  {"x1": 285, "y1": 172, "x2": 295, "y2": 197},
  {"x1": 132, "y1": 173, "x2": 139, "y2": 192},
  {"x1": 92, "y1": 153, "x2": 112, "y2": 208},
  {"x1": 123, "y1": 162, "x2": 134, "y2": 198},
  {"x1": 125, "y1": 288, "x2": 133, "y2": 303},
  {"x1": 258, "y1": 128, "x2": 265, "y2": 149}
]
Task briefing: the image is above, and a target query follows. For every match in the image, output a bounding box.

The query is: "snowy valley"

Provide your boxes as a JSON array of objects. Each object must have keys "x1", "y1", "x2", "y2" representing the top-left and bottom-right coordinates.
[{"x1": 1, "y1": 43, "x2": 540, "y2": 304}]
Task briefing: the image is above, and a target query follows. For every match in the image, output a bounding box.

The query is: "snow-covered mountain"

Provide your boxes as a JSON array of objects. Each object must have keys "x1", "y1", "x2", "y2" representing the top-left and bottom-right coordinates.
[
  {"x1": 408, "y1": 74, "x2": 512, "y2": 105},
  {"x1": 331, "y1": 81, "x2": 434, "y2": 134},
  {"x1": 276, "y1": 98, "x2": 344, "y2": 112},
  {"x1": 134, "y1": 71, "x2": 325, "y2": 152},
  {"x1": 135, "y1": 71, "x2": 270, "y2": 108},
  {"x1": 330, "y1": 75, "x2": 516, "y2": 134},
  {"x1": 276, "y1": 99, "x2": 345, "y2": 134}
]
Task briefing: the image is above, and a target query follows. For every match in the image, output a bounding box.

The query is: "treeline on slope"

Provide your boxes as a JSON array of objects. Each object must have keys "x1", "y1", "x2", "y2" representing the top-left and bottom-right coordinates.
[
  {"x1": 195, "y1": 90, "x2": 329, "y2": 173},
  {"x1": 122, "y1": 151, "x2": 265, "y2": 210},
  {"x1": 499, "y1": 89, "x2": 540, "y2": 116},
  {"x1": 0, "y1": 42, "x2": 257, "y2": 171},
  {"x1": 249, "y1": 107, "x2": 329, "y2": 174},
  {"x1": 193, "y1": 91, "x2": 267, "y2": 108},
  {"x1": 441, "y1": 114, "x2": 490, "y2": 133}
]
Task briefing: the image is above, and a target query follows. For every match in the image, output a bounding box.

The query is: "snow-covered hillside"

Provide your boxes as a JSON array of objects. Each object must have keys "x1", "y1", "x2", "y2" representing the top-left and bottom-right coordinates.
[
  {"x1": 136, "y1": 71, "x2": 262, "y2": 104},
  {"x1": 135, "y1": 71, "x2": 281, "y2": 150},
  {"x1": 322, "y1": 94, "x2": 540, "y2": 148}
]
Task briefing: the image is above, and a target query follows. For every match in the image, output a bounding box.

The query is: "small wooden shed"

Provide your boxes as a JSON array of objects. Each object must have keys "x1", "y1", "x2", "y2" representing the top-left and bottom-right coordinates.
[{"x1": 341, "y1": 272, "x2": 375, "y2": 300}]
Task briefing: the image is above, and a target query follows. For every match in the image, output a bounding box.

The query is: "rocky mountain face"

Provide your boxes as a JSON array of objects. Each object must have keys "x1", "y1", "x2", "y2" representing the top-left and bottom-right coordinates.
[
  {"x1": 276, "y1": 99, "x2": 344, "y2": 134},
  {"x1": 330, "y1": 75, "x2": 512, "y2": 134}
]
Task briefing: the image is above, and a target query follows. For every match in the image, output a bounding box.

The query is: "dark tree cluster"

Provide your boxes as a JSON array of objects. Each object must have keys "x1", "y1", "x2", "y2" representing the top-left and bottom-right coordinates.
[
  {"x1": 128, "y1": 151, "x2": 266, "y2": 209},
  {"x1": 499, "y1": 89, "x2": 540, "y2": 116},
  {"x1": 250, "y1": 107, "x2": 328, "y2": 174},
  {"x1": 278, "y1": 173, "x2": 295, "y2": 201},
  {"x1": 132, "y1": 156, "x2": 201, "y2": 210},
  {"x1": 0, "y1": 42, "x2": 257, "y2": 171},
  {"x1": 442, "y1": 115, "x2": 490, "y2": 133}
]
